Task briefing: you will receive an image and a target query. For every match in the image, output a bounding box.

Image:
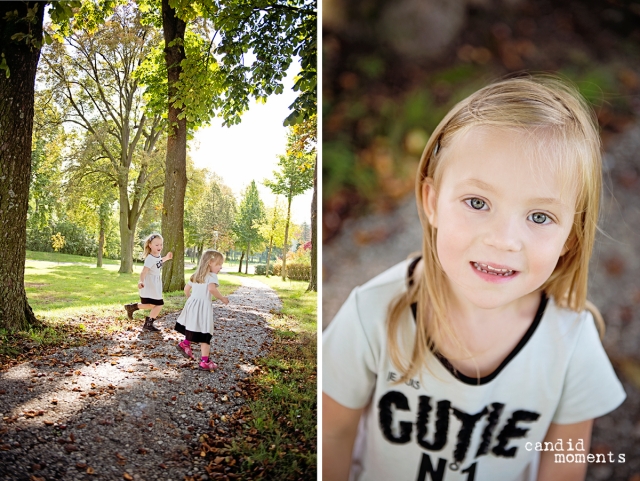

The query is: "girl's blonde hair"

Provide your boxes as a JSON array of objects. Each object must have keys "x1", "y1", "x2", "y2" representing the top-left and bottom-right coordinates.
[
  {"x1": 142, "y1": 233, "x2": 163, "y2": 259},
  {"x1": 388, "y1": 75, "x2": 603, "y2": 382},
  {"x1": 191, "y1": 249, "x2": 224, "y2": 283}
]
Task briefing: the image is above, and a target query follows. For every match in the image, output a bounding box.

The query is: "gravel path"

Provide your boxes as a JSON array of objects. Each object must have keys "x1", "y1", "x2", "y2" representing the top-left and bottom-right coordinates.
[
  {"x1": 322, "y1": 122, "x2": 640, "y2": 480},
  {"x1": 0, "y1": 276, "x2": 280, "y2": 481}
]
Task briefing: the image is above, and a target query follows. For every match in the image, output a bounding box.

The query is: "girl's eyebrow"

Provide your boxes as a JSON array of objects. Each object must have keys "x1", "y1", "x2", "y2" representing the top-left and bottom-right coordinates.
[{"x1": 460, "y1": 178, "x2": 567, "y2": 206}]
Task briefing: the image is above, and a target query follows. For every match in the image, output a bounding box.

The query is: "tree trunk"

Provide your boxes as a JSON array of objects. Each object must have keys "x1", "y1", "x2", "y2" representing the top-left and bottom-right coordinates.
[
  {"x1": 97, "y1": 225, "x2": 105, "y2": 268},
  {"x1": 118, "y1": 183, "x2": 135, "y2": 273},
  {"x1": 161, "y1": 0, "x2": 187, "y2": 292},
  {"x1": 245, "y1": 240, "x2": 251, "y2": 274},
  {"x1": 265, "y1": 236, "x2": 273, "y2": 277},
  {"x1": 238, "y1": 251, "x2": 244, "y2": 273},
  {"x1": 307, "y1": 157, "x2": 317, "y2": 292},
  {"x1": 0, "y1": 2, "x2": 44, "y2": 330},
  {"x1": 282, "y1": 192, "x2": 292, "y2": 280}
]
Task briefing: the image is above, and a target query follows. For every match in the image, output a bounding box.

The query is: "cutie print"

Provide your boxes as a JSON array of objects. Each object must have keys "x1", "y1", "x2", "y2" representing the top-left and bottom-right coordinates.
[
  {"x1": 323, "y1": 76, "x2": 626, "y2": 481},
  {"x1": 174, "y1": 249, "x2": 229, "y2": 371},
  {"x1": 124, "y1": 233, "x2": 173, "y2": 332}
]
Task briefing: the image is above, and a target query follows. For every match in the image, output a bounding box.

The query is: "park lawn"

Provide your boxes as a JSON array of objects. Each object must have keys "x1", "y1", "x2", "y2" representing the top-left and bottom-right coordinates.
[
  {"x1": 210, "y1": 273, "x2": 317, "y2": 480},
  {"x1": 0, "y1": 253, "x2": 241, "y2": 361}
]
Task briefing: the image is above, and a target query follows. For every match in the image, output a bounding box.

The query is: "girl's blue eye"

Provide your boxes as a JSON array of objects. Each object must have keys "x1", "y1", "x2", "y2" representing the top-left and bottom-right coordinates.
[
  {"x1": 467, "y1": 198, "x2": 486, "y2": 210},
  {"x1": 529, "y1": 212, "x2": 550, "y2": 224}
]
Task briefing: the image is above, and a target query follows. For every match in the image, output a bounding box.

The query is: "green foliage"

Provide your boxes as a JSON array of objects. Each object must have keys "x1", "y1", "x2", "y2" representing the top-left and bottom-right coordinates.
[
  {"x1": 28, "y1": 218, "x2": 103, "y2": 258},
  {"x1": 233, "y1": 180, "x2": 266, "y2": 253},
  {"x1": 272, "y1": 262, "x2": 309, "y2": 281},
  {"x1": 51, "y1": 232, "x2": 66, "y2": 253},
  {"x1": 254, "y1": 264, "x2": 275, "y2": 276},
  {"x1": 185, "y1": 172, "x2": 237, "y2": 253},
  {"x1": 264, "y1": 152, "x2": 314, "y2": 199}
]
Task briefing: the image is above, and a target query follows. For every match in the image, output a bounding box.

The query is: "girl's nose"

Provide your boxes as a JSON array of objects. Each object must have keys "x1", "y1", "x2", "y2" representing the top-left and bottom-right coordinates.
[{"x1": 482, "y1": 215, "x2": 523, "y2": 252}]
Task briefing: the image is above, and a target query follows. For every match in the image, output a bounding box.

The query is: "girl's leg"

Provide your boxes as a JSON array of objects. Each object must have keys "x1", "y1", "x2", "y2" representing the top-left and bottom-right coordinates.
[
  {"x1": 142, "y1": 305, "x2": 163, "y2": 332},
  {"x1": 199, "y1": 343, "x2": 217, "y2": 370},
  {"x1": 138, "y1": 303, "x2": 154, "y2": 310}
]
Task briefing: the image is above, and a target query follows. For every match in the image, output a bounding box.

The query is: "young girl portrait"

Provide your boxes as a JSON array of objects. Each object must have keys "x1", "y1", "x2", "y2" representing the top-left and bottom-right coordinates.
[
  {"x1": 322, "y1": 76, "x2": 626, "y2": 481},
  {"x1": 175, "y1": 249, "x2": 229, "y2": 371},
  {"x1": 125, "y1": 233, "x2": 173, "y2": 332}
]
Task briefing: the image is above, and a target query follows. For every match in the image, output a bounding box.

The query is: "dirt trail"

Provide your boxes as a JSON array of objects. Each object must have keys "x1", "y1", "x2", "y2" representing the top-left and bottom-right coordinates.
[{"x1": 0, "y1": 277, "x2": 281, "y2": 481}]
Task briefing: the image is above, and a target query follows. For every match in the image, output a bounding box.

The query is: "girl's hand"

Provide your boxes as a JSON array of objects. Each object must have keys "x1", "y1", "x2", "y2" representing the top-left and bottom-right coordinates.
[
  {"x1": 222, "y1": 297, "x2": 229, "y2": 305},
  {"x1": 138, "y1": 281, "x2": 144, "y2": 289},
  {"x1": 166, "y1": 252, "x2": 173, "y2": 260}
]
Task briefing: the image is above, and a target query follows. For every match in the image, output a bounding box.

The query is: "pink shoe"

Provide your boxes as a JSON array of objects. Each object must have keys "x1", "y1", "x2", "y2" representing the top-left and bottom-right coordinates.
[
  {"x1": 199, "y1": 360, "x2": 218, "y2": 371},
  {"x1": 177, "y1": 341, "x2": 193, "y2": 359}
]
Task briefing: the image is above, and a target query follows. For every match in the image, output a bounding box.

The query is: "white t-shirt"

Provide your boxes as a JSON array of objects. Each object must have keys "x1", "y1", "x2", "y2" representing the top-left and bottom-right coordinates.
[
  {"x1": 139, "y1": 254, "x2": 163, "y2": 300},
  {"x1": 323, "y1": 260, "x2": 626, "y2": 481}
]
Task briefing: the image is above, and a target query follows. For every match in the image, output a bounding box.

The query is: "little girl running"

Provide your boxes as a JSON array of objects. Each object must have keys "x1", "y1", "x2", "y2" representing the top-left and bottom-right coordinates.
[
  {"x1": 323, "y1": 76, "x2": 626, "y2": 481},
  {"x1": 175, "y1": 249, "x2": 229, "y2": 371},
  {"x1": 124, "y1": 233, "x2": 173, "y2": 332}
]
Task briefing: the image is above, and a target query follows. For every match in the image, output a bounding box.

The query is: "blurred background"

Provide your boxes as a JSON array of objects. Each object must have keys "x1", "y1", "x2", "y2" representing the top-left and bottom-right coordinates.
[{"x1": 322, "y1": 0, "x2": 640, "y2": 479}]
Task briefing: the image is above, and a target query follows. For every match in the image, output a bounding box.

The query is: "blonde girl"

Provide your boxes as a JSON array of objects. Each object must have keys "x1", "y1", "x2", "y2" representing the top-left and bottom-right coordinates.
[
  {"x1": 175, "y1": 249, "x2": 229, "y2": 371},
  {"x1": 124, "y1": 233, "x2": 173, "y2": 332},
  {"x1": 323, "y1": 76, "x2": 626, "y2": 481}
]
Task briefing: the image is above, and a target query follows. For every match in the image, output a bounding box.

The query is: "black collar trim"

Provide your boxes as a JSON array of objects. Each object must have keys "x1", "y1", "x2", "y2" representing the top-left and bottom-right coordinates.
[{"x1": 407, "y1": 257, "x2": 548, "y2": 385}]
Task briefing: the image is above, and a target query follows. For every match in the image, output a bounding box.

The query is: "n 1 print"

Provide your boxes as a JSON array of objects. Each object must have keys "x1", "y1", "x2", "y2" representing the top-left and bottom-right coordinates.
[{"x1": 416, "y1": 454, "x2": 477, "y2": 481}]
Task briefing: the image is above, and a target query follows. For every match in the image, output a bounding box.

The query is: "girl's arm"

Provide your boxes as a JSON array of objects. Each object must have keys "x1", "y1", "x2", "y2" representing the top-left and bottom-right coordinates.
[
  {"x1": 184, "y1": 284, "x2": 192, "y2": 298},
  {"x1": 138, "y1": 266, "x2": 150, "y2": 288},
  {"x1": 323, "y1": 392, "x2": 362, "y2": 481},
  {"x1": 208, "y1": 283, "x2": 229, "y2": 305},
  {"x1": 536, "y1": 419, "x2": 593, "y2": 481},
  {"x1": 162, "y1": 251, "x2": 173, "y2": 262}
]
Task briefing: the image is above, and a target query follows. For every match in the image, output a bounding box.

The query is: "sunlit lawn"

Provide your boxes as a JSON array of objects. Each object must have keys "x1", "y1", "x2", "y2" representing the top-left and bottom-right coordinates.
[{"x1": 24, "y1": 251, "x2": 241, "y2": 321}]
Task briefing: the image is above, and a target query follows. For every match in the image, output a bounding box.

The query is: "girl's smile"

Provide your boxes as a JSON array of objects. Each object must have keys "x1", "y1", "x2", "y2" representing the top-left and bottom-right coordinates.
[
  {"x1": 470, "y1": 261, "x2": 518, "y2": 283},
  {"x1": 423, "y1": 126, "x2": 577, "y2": 312}
]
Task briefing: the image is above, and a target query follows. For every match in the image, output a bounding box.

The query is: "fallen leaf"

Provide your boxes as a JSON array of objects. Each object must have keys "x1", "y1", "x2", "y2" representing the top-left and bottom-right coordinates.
[
  {"x1": 123, "y1": 473, "x2": 133, "y2": 481},
  {"x1": 86, "y1": 467, "x2": 95, "y2": 475}
]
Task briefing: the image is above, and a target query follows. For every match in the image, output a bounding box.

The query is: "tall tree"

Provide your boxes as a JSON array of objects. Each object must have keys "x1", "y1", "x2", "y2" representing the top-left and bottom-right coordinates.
[
  {"x1": 139, "y1": 0, "x2": 316, "y2": 290},
  {"x1": 258, "y1": 198, "x2": 287, "y2": 277},
  {"x1": 159, "y1": 0, "x2": 188, "y2": 290},
  {"x1": 233, "y1": 181, "x2": 265, "y2": 274},
  {"x1": 188, "y1": 173, "x2": 236, "y2": 259},
  {"x1": 287, "y1": 115, "x2": 317, "y2": 290},
  {"x1": 264, "y1": 148, "x2": 314, "y2": 280},
  {"x1": 0, "y1": 0, "x2": 118, "y2": 329},
  {"x1": 41, "y1": 4, "x2": 165, "y2": 273},
  {"x1": 0, "y1": 2, "x2": 46, "y2": 328}
]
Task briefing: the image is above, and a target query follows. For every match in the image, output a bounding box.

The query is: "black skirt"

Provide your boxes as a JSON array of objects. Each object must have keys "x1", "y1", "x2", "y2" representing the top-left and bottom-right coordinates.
[
  {"x1": 174, "y1": 322, "x2": 212, "y2": 343},
  {"x1": 140, "y1": 297, "x2": 164, "y2": 306}
]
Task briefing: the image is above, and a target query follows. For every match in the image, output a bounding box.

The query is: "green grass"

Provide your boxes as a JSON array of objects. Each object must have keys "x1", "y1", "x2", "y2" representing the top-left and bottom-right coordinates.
[
  {"x1": 24, "y1": 254, "x2": 240, "y2": 320},
  {"x1": 229, "y1": 273, "x2": 316, "y2": 333},
  {"x1": 217, "y1": 273, "x2": 317, "y2": 479},
  {"x1": 26, "y1": 249, "x2": 121, "y2": 265}
]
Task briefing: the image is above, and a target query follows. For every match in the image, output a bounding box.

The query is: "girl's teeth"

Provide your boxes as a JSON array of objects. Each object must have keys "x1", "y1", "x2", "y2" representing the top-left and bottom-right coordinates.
[{"x1": 473, "y1": 262, "x2": 515, "y2": 276}]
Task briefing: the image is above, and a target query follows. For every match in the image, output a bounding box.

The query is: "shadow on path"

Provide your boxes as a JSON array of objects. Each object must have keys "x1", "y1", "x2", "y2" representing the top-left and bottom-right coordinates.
[{"x1": 0, "y1": 277, "x2": 281, "y2": 481}]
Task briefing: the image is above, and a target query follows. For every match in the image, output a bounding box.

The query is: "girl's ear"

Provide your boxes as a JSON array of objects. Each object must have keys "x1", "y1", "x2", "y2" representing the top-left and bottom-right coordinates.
[{"x1": 421, "y1": 179, "x2": 438, "y2": 227}]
